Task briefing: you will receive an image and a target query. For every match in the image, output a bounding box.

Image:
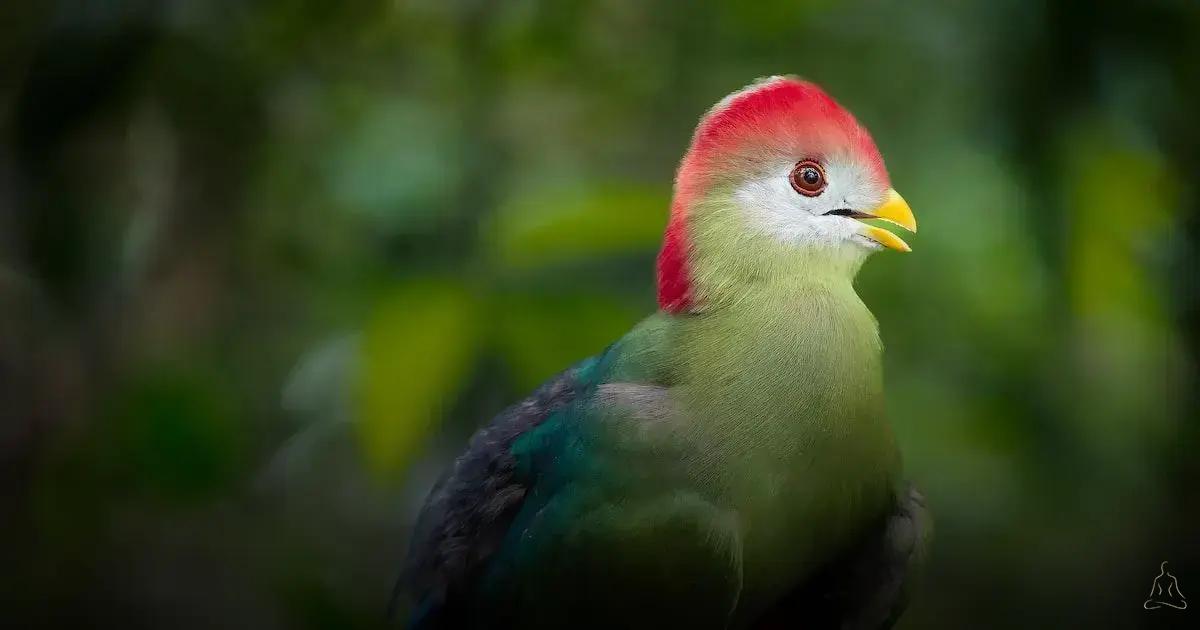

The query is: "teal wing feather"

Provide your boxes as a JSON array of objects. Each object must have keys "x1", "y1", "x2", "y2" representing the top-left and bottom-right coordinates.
[
  {"x1": 400, "y1": 360, "x2": 589, "y2": 628},
  {"x1": 404, "y1": 315, "x2": 748, "y2": 629},
  {"x1": 476, "y1": 371, "x2": 744, "y2": 628}
]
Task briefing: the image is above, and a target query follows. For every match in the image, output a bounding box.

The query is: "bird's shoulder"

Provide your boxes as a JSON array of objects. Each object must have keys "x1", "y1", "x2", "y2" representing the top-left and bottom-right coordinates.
[{"x1": 401, "y1": 312, "x2": 680, "y2": 626}]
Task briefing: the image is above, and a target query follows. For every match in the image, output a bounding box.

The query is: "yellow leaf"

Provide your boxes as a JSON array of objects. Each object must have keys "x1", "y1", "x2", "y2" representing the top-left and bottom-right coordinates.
[{"x1": 355, "y1": 281, "x2": 479, "y2": 479}]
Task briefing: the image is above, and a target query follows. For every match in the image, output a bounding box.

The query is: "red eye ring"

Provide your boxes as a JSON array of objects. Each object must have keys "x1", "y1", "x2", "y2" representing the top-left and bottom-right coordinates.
[{"x1": 789, "y1": 159, "x2": 827, "y2": 196}]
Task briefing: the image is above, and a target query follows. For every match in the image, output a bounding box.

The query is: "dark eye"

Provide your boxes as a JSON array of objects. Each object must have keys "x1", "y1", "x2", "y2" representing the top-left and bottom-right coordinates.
[{"x1": 789, "y1": 159, "x2": 826, "y2": 196}]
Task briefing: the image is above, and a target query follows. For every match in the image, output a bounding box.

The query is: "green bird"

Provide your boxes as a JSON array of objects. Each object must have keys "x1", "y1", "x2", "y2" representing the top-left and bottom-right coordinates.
[{"x1": 400, "y1": 76, "x2": 930, "y2": 630}]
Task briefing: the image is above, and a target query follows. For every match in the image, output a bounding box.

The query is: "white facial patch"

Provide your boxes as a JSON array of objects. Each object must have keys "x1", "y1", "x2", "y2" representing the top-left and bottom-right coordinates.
[{"x1": 732, "y1": 156, "x2": 887, "y2": 251}]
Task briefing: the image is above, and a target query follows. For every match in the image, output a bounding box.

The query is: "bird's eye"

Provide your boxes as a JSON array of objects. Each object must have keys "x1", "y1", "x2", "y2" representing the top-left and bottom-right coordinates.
[{"x1": 789, "y1": 160, "x2": 826, "y2": 197}]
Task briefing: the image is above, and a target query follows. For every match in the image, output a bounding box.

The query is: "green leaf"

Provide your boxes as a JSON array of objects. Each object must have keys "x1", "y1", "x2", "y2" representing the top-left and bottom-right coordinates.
[
  {"x1": 494, "y1": 290, "x2": 642, "y2": 389},
  {"x1": 489, "y1": 183, "x2": 668, "y2": 269},
  {"x1": 355, "y1": 281, "x2": 480, "y2": 478},
  {"x1": 325, "y1": 96, "x2": 458, "y2": 230},
  {"x1": 108, "y1": 367, "x2": 243, "y2": 502}
]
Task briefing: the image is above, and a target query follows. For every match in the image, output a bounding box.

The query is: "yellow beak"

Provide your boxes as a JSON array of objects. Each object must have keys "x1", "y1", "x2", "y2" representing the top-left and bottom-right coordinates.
[{"x1": 856, "y1": 189, "x2": 917, "y2": 252}]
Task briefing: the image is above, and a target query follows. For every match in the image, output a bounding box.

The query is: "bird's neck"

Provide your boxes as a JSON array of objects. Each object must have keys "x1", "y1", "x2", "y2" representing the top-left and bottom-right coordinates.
[
  {"x1": 675, "y1": 273, "x2": 885, "y2": 447},
  {"x1": 687, "y1": 226, "x2": 870, "y2": 312},
  {"x1": 678, "y1": 224, "x2": 883, "y2": 435}
]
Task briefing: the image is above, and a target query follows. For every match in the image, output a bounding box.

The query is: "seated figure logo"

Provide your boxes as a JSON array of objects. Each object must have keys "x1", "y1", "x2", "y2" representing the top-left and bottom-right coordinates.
[{"x1": 1143, "y1": 561, "x2": 1187, "y2": 610}]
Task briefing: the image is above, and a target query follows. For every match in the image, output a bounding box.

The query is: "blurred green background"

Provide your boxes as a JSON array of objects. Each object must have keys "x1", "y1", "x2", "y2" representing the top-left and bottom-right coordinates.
[{"x1": 2, "y1": 1, "x2": 1198, "y2": 628}]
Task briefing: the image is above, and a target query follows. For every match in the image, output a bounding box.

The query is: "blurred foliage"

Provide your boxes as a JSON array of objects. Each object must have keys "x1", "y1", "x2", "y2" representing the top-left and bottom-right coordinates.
[
  {"x1": 1, "y1": 1, "x2": 1198, "y2": 629},
  {"x1": 358, "y1": 281, "x2": 478, "y2": 474}
]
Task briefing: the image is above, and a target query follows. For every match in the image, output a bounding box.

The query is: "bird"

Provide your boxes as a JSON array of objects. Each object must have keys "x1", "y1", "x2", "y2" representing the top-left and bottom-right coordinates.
[{"x1": 399, "y1": 76, "x2": 930, "y2": 630}]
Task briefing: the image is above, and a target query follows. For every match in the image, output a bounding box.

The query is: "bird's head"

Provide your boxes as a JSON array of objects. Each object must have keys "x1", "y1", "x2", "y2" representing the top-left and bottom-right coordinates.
[{"x1": 657, "y1": 76, "x2": 916, "y2": 312}]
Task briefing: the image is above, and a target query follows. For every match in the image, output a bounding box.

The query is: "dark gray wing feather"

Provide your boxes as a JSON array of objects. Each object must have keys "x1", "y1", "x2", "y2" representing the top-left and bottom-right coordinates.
[{"x1": 396, "y1": 365, "x2": 585, "y2": 628}]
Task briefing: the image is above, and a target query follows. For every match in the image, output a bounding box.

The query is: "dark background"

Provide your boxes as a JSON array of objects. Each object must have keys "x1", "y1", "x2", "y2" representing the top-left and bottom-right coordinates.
[{"x1": 2, "y1": 1, "x2": 1198, "y2": 628}]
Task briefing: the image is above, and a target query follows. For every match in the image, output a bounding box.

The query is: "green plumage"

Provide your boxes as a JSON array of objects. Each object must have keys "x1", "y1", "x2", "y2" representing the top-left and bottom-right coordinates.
[
  {"x1": 402, "y1": 77, "x2": 926, "y2": 630},
  {"x1": 476, "y1": 248, "x2": 899, "y2": 627}
]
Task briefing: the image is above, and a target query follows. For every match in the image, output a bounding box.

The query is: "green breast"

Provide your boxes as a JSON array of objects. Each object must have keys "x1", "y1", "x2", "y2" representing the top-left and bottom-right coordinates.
[{"x1": 671, "y1": 277, "x2": 901, "y2": 620}]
